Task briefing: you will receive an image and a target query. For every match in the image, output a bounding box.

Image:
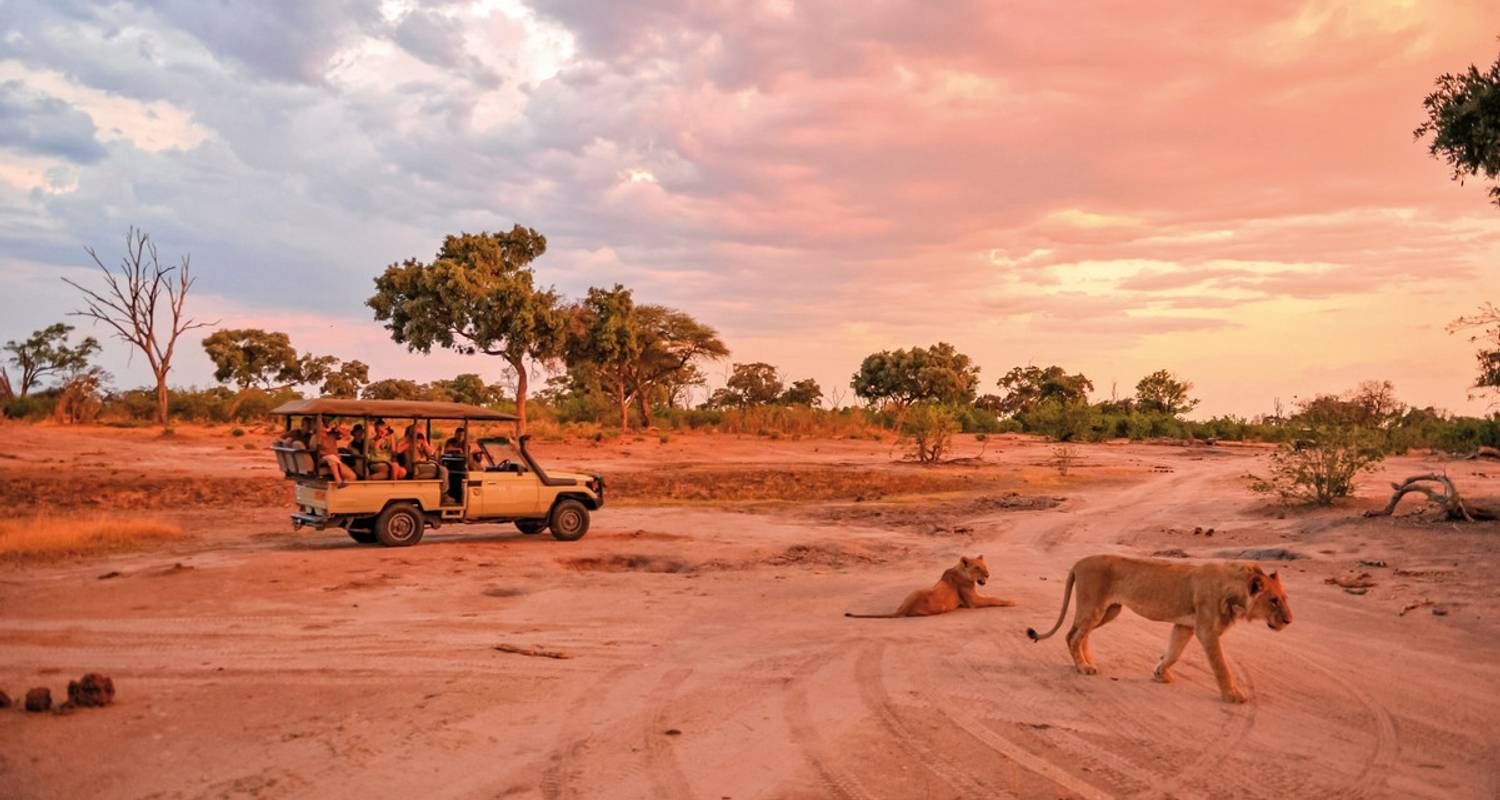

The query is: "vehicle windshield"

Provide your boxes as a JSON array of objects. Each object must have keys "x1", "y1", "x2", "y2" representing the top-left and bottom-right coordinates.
[{"x1": 479, "y1": 437, "x2": 524, "y2": 470}]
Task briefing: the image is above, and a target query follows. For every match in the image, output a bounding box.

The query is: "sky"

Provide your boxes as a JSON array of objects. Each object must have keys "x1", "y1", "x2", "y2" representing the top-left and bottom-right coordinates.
[{"x1": 1, "y1": 0, "x2": 1498, "y2": 417}]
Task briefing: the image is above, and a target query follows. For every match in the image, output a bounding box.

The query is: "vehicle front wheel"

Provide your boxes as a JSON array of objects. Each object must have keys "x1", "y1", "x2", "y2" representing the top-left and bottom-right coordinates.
[
  {"x1": 375, "y1": 503, "x2": 425, "y2": 547},
  {"x1": 347, "y1": 529, "x2": 378, "y2": 545},
  {"x1": 549, "y1": 499, "x2": 590, "y2": 542},
  {"x1": 515, "y1": 519, "x2": 547, "y2": 535}
]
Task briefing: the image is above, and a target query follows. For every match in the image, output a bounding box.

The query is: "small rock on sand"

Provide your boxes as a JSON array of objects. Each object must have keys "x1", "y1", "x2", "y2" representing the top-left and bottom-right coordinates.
[
  {"x1": 66, "y1": 673, "x2": 115, "y2": 708},
  {"x1": 24, "y1": 687, "x2": 51, "y2": 713},
  {"x1": 1216, "y1": 548, "x2": 1304, "y2": 561}
]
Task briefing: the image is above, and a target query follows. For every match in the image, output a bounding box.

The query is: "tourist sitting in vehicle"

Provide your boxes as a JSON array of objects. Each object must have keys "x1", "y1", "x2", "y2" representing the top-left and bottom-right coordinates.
[
  {"x1": 443, "y1": 426, "x2": 483, "y2": 469},
  {"x1": 316, "y1": 421, "x2": 358, "y2": 487},
  {"x1": 278, "y1": 417, "x2": 315, "y2": 448},
  {"x1": 368, "y1": 419, "x2": 406, "y2": 480},
  {"x1": 396, "y1": 424, "x2": 435, "y2": 470}
]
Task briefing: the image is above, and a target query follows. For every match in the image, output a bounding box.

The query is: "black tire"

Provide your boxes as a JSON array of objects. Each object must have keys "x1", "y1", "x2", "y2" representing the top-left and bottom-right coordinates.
[
  {"x1": 516, "y1": 519, "x2": 548, "y2": 535},
  {"x1": 549, "y1": 499, "x2": 590, "y2": 542},
  {"x1": 347, "y1": 529, "x2": 378, "y2": 545},
  {"x1": 375, "y1": 503, "x2": 425, "y2": 547}
]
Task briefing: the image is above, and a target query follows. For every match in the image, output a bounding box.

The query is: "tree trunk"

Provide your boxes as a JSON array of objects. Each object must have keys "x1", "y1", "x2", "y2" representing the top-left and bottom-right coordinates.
[
  {"x1": 617, "y1": 380, "x2": 629, "y2": 431},
  {"x1": 637, "y1": 388, "x2": 653, "y2": 429},
  {"x1": 155, "y1": 373, "x2": 170, "y2": 430},
  {"x1": 510, "y1": 357, "x2": 529, "y2": 434}
]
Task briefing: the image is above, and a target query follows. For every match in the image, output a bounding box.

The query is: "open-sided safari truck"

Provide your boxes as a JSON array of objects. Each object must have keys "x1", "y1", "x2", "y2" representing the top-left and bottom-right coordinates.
[{"x1": 269, "y1": 398, "x2": 604, "y2": 547}]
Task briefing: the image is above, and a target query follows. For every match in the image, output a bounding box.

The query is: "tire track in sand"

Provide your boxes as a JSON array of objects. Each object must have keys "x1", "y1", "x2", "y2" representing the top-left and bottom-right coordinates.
[
  {"x1": 1276, "y1": 649, "x2": 1397, "y2": 800},
  {"x1": 853, "y1": 641, "x2": 1029, "y2": 799},
  {"x1": 781, "y1": 648, "x2": 879, "y2": 800},
  {"x1": 641, "y1": 667, "x2": 696, "y2": 800},
  {"x1": 539, "y1": 663, "x2": 642, "y2": 800}
]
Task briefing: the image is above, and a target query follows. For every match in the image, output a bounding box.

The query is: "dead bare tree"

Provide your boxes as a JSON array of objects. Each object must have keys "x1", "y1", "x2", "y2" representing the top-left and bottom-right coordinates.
[
  {"x1": 63, "y1": 227, "x2": 214, "y2": 430},
  {"x1": 1365, "y1": 473, "x2": 1497, "y2": 521}
]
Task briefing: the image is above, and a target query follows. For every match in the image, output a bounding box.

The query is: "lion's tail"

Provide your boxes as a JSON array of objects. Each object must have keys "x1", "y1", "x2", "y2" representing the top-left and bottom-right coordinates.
[
  {"x1": 1026, "y1": 568, "x2": 1076, "y2": 642},
  {"x1": 844, "y1": 612, "x2": 900, "y2": 619}
]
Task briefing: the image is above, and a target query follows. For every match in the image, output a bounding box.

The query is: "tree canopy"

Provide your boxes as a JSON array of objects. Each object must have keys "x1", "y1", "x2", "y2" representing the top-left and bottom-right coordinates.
[
  {"x1": 1416, "y1": 50, "x2": 1500, "y2": 206},
  {"x1": 851, "y1": 342, "x2": 978, "y2": 408},
  {"x1": 368, "y1": 226, "x2": 565, "y2": 430},
  {"x1": 3, "y1": 322, "x2": 100, "y2": 398},
  {"x1": 1134, "y1": 369, "x2": 1198, "y2": 416},
  {"x1": 994, "y1": 365, "x2": 1093, "y2": 415}
]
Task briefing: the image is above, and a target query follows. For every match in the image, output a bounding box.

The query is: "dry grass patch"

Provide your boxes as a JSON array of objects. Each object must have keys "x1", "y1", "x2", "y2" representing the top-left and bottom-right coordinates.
[{"x1": 0, "y1": 514, "x2": 184, "y2": 563}]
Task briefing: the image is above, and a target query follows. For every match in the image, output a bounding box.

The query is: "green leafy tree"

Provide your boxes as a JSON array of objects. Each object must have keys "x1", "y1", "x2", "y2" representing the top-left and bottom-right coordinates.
[
  {"x1": 3, "y1": 322, "x2": 100, "y2": 397},
  {"x1": 320, "y1": 360, "x2": 370, "y2": 398},
  {"x1": 435, "y1": 373, "x2": 503, "y2": 406},
  {"x1": 994, "y1": 365, "x2": 1093, "y2": 415},
  {"x1": 567, "y1": 284, "x2": 642, "y2": 430},
  {"x1": 201, "y1": 329, "x2": 300, "y2": 389},
  {"x1": 368, "y1": 227, "x2": 566, "y2": 432},
  {"x1": 724, "y1": 362, "x2": 784, "y2": 406},
  {"x1": 1451, "y1": 302, "x2": 1500, "y2": 395},
  {"x1": 362, "y1": 378, "x2": 428, "y2": 401},
  {"x1": 780, "y1": 377, "x2": 823, "y2": 406},
  {"x1": 1134, "y1": 369, "x2": 1199, "y2": 416},
  {"x1": 1415, "y1": 50, "x2": 1500, "y2": 206},
  {"x1": 851, "y1": 342, "x2": 979, "y2": 410}
]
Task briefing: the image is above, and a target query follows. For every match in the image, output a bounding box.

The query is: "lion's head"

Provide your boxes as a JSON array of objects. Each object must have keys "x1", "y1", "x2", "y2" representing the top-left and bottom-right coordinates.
[
  {"x1": 958, "y1": 555, "x2": 991, "y2": 586},
  {"x1": 1248, "y1": 569, "x2": 1293, "y2": 630}
]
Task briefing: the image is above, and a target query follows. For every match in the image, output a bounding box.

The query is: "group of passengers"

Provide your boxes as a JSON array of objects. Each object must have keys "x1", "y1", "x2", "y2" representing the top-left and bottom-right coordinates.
[{"x1": 277, "y1": 417, "x2": 479, "y2": 487}]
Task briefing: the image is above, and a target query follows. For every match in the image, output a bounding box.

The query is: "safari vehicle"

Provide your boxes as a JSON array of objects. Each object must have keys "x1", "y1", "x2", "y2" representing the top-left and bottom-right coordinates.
[{"x1": 269, "y1": 398, "x2": 604, "y2": 547}]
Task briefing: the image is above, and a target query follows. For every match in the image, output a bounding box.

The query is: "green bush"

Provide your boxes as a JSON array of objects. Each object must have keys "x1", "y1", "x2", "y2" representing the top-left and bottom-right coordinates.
[{"x1": 1248, "y1": 426, "x2": 1385, "y2": 505}]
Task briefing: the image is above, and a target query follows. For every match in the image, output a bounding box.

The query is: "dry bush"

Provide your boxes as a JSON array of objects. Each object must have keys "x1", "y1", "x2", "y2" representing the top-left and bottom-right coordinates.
[
  {"x1": 0, "y1": 514, "x2": 184, "y2": 563},
  {"x1": 1050, "y1": 444, "x2": 1079, "y2": 476}
]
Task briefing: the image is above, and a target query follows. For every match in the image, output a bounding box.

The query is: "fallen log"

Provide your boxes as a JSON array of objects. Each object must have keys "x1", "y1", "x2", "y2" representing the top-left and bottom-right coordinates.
[{"x1": 1364, "y1": 474, "x2": 1497, "y2": 521}]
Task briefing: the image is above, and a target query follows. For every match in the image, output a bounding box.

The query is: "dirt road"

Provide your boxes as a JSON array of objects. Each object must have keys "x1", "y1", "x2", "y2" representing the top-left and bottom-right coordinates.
[{"x1": 2, "y1": 428, "x2": 1498, "y2": 798}]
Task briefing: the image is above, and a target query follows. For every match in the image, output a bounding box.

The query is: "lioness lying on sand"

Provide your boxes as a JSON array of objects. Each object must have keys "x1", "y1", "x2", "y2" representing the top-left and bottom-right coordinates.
[
  {"x1": 1026, "y1": 555, "x2": 1292, "y2": 703},
  {"x1": 846, "y1": 555, "x2": 1015, "y2": 618}
]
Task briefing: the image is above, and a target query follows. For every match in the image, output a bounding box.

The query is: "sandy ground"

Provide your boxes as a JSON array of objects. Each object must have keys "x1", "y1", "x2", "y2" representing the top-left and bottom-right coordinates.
[{"x1": 2, "y1": 423, "x2": 1499, "y2": 799}]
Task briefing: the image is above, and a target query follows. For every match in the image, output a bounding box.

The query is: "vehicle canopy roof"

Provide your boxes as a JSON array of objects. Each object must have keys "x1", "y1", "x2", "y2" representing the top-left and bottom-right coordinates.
[{"x1": 270, "y1": 398, "x2": 518, "y2": 421}]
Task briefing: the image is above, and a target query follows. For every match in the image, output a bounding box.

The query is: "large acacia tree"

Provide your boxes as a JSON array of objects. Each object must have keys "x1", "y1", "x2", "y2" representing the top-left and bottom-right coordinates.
[
  {"x1": 851, "y1": 342, "x2": 979, "y2": 410},
  {"x1": 994, "y1": 365, "x2": 1093, "y2": 415},
  {"x1": 3, "y1": 322, "x2": 99, "y2": 398},
  {"x1": 368, "y1": 227, "x2": 566, "y2": 431}
]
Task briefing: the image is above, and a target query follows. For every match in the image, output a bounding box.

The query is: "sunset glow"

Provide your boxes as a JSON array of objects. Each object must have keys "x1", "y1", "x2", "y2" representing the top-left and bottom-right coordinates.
[{"x1": 2, "y1": 1, "x2": 1497, "y2": 415}]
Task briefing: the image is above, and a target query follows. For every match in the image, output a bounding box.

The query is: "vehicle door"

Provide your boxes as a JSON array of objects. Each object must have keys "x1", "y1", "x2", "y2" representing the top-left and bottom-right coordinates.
[{"x1": 475, "y1": 471, "x2": 539, "y2": 518}]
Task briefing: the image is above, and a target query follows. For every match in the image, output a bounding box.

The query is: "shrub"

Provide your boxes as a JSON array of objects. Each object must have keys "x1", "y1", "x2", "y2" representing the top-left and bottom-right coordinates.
[
  {"x1": 1248, "y1": 427, "x2": 1385, "y2": 505},
  {"x1": 1051, "y1": 444, "x2": 1079, "y2": 476},
  {"x1": 902, "y1": 402, "x2": 960, "y2": 464}
]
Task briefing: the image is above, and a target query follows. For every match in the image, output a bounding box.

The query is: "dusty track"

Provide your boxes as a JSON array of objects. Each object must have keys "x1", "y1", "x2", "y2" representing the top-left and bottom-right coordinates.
[{"x1": 1, "y1": 427, "x2": 1498, "y2": 798}]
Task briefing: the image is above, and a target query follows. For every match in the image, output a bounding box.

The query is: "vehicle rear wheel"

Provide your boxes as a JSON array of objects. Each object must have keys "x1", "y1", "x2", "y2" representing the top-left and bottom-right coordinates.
[
  {"x1": 548, "y1": 499, "x2": 590, "y2": 542},
  {"x1": 347, "y1": 529, "x2": 378, "y2": 544},
  {"x1": 375, "y1": 503, "x2": 425, "y2": 547},
  {"x1": 515, "y1": 519, "x2": 547, "y2": 535}
]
